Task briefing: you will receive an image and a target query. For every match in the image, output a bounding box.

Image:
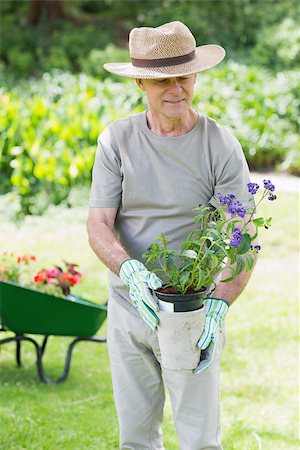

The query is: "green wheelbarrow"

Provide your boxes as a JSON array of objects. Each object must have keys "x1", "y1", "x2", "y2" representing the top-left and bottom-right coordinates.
[{"x1": 0, "y1": 280, "x2": 107, "y2": 383}]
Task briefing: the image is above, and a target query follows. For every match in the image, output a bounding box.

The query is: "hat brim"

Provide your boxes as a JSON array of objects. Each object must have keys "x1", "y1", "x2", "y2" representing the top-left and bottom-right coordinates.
[{"x1": 103, "y1": 45, "x2": 225, "y2": 79}]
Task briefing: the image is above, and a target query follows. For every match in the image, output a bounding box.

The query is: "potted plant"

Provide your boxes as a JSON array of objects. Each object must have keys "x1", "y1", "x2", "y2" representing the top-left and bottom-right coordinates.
[{"x1": 142, "y1": 180, "x2": 276, "y2": 370}]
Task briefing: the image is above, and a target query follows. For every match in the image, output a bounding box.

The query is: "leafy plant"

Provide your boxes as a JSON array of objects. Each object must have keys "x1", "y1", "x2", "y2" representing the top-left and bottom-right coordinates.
[{"x1": 143, "y1": 181, "x2": 276, "y2": 295}]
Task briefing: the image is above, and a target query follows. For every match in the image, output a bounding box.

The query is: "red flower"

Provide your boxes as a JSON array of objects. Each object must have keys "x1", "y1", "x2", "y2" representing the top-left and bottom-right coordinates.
[
  {"x1": 33, "y1": 261, "x2": 82, "y2": 296},
  {"x1": 34, "y1": 270, "x2": 47, "y2": 283}
]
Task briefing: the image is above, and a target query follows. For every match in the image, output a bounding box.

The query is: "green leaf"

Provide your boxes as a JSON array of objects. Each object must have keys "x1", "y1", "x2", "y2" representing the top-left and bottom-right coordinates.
[
  {"x1": 228, "y1": 251, "x2": 237, "y2": 264},
  {"x1": 252, "y1": 217, "x2": 265, "y2": 227},
  {"x1": 165, "y1": 252, "x2": 176, "y2": 270},
  {"x1": 181, "y1": 239, "x2": 201, "y2": 250},
  {"x1": 195, "y1": 268, "x2": 205, "y2": 291},
  {"x1": 237, "y1": 233, "x2": 252, "y2": 254},
  {"x1": 236, "y1": 254, "x2": 246, "y2": 276},
  {"x1": 245, "y1": 253, "x2": 255, "y2": 271},
  {"x1": 211, "y1": 242, "x2": 228, "y2": 258},
  {"x1": 181, "y1": 250, "x2": 198, "y2": 259},
  {"x1": 209, "y1": 253, "x2": 219, "y2": 270},
  {"x1": 221, "y1": 266, "x2": 236, "y2": 283},
  {"x1": 179, "y1": 271, "x2": 190, "y2": 288},
  {"x1": 207, "y1": 229, "x2": 222, "y2": 241}
]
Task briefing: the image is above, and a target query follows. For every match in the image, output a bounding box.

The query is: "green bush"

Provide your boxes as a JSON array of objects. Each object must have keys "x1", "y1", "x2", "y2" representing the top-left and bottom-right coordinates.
[
  {"x1": 250, "y1": 18, "x2": 300, "y2": 71},
  {"x1": 0, "y1": 71, "x2": 143, "y2": 215},
  {"x1": 1, "y1": 18, "x2": 112, "y2": 78},
  {"x1": 0, "y1": 64, "x2": 299, "y2": 216},
  {"x1": 194, "y1": 64, "x2": 300, "y2": 171},
  {"x1": 81, "y1": 44, "x2": 129, "y2": 80},
  {"x1": 7, "y1": 49, "x2": 35, "y2": 77}
]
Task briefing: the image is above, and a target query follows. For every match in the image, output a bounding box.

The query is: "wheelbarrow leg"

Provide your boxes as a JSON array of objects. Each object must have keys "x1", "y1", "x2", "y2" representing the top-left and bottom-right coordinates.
[
  {"x1": 0, "y1": 334, "x2": 51, "y2": 383},
  {"x1": 15, "y1": 335, "x2": 34, "y2": 368},
  {"x1": 16, "y1": 338, "x2": 22, "y2": 367},
  {"x1": 55, "y1": 336, "x2": 107, "y2": 384},
  {"x1": 41, "y1": 336, "x2": 49, "y2": 356},
  {"x1": 0, "y1": 333, "x2": 107, "y2": 384},
  {"x1": 0, "y1": 335, "x2": 24, "y2": 367},
  {"x1": 16, "y1": 335, "x2": 52, "y2": 384},
  {"x1": 17, "y1": 335, "x2": 107, "y2": 384}
]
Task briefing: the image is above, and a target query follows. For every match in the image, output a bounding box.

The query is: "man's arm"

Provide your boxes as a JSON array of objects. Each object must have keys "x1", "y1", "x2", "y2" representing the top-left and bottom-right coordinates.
[
  {"x1": 87, "y1": 207, "x2": 130, "y2": 275},
  {"x1": 87, "y1": 207, "x2": 163, "y2": 330},
  {"x1": 213, "y1": 262, "x2": 256, "y2": 306}
]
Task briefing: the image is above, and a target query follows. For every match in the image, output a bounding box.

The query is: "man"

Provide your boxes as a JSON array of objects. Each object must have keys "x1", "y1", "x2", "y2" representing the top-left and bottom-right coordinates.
[{"x1": 88, "y1": 21, "x2": 254, "y2": 450}]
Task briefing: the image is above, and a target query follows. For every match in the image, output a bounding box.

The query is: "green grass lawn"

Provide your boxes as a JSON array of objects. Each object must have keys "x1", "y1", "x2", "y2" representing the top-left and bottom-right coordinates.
[{"x1": 0, "y1": 189, "x2": 299, "y2": 449}]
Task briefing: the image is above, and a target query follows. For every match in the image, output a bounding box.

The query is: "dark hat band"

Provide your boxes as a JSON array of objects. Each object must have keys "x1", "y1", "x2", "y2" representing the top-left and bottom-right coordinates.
[{"x1": 131, "y1": 50, "x2": 196, "y2": 68}]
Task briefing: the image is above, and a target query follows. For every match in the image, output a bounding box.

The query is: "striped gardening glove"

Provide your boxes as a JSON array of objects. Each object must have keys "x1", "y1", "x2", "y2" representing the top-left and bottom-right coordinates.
[
  {"x1": 119, "y1": 259, "x2": 163, "y2": 331},
  {"x1": 194, "y1": 298, "x2": 229, "y2": 375},
  {"x1": 198, "y1": 298, "x2": 229, "y2": 349}
]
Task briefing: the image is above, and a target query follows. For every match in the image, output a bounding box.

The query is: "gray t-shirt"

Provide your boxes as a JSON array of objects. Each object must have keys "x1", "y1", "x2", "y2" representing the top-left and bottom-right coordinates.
[{"x1": 89, "y1": 111, "x2": 253, "y2": 301}]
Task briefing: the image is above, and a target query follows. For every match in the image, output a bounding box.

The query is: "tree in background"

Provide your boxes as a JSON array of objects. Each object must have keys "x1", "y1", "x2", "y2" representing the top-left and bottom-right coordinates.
[{"x1": 27, "y1": 0, "x2": 66, "y2": 25}]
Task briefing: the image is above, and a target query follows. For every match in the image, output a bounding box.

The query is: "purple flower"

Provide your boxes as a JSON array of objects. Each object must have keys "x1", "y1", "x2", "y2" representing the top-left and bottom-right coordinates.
[
  {"x1": 263, "y1": 179, "x2": 275, "y2": 192},
  {"x1": 225, "y1": 194, "x2": 236, "y2": 205},
  {"x1": 216, "y1": 193, "x2": 246, "y2": 217},
  {"x1": 268, "y1": 194, "x2": 277, "y2": 201},
  {"x1": 217, "y1": 194, "x2": 227, "y2": 206},
  {"x1": 228, "y1": 204, "x2": 236, "y2": 216},
  {"x1": 251, "y1": 244, "x2": 261, "y2": 251},
  {"x1": 217, "y1": 193, "x2": 236, "y2": 206},
  {"x1": 228, "y1": 201, "x2": 246, "y2": 218},
  {"x1": 247, "y1": 182, "x2": 260, "y2": 195},
  {"x1": 230, "y1": 228, "x2": 244, "y2": 248}
]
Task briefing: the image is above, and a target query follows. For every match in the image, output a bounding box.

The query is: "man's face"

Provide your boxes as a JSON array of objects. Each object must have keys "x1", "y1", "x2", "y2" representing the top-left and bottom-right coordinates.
[{"x1": 136, "y1": 74, "x2": 197, "y2": 119}]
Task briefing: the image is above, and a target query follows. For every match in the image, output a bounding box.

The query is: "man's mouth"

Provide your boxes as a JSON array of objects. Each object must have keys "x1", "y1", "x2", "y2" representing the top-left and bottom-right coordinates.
[{"x1": 164, "y1": 99, "x2": 184, "y2": 104}]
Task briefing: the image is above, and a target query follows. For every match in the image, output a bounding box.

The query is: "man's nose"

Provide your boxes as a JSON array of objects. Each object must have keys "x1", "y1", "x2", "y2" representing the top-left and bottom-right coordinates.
[{"x1": 169, "y1": 78, "x2": 183, "y2": 93}]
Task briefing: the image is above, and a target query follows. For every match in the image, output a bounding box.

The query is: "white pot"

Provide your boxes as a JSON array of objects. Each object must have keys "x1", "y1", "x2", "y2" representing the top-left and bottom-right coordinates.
[{"x1": 156, "y1": 306, "x2": 206, "y2": 371}]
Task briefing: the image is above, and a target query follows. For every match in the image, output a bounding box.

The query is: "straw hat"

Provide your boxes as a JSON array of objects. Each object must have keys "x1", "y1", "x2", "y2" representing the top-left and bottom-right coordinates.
[{"x1": 103, "y1": 21, "x2": 225, "y2": 79}]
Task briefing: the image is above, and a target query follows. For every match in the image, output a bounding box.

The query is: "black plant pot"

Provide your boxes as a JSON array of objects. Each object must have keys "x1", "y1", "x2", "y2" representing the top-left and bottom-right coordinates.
[{"x1": 154, "y1": 288, "x2": 207, "y2": 312}]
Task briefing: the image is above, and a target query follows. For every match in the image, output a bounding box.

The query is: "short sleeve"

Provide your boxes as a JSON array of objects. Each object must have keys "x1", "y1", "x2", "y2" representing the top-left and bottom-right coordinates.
[
  {"x1": 209, "y1": 144, "x2": 254, "y2": 209},
  {"x1": 89, "y1": 127, "x2": 122, "y2": 208}
]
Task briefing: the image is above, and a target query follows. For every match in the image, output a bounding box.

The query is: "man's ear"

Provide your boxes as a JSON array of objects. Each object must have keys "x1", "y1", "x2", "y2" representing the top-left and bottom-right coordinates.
[{"x1": 136, "y1": 78, "x2": 145, "y2": 91}]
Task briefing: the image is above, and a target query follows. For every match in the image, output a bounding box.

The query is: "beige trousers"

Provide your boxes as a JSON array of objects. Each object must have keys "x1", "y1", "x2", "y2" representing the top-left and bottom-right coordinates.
[{"x1": 107, "y1": 292, "x2": 225, "y2": 450}]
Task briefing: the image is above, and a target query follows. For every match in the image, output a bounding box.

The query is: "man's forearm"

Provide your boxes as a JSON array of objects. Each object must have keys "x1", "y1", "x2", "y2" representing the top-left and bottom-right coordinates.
[
  {"x1": 88, "y1": 223, "x2": 130, "y2": 275},
  {"x1": 213, "y1": 260, "x2": 257, "y2": 306}
]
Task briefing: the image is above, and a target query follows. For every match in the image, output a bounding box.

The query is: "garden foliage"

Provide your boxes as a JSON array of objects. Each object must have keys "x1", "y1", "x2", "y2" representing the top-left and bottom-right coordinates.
[
  {"x1": 1, "y1": 0, "x2": 299, "y2": 77},
  {"x1": 0, "y1": 63, "x2": 299, "y2": 216}
]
